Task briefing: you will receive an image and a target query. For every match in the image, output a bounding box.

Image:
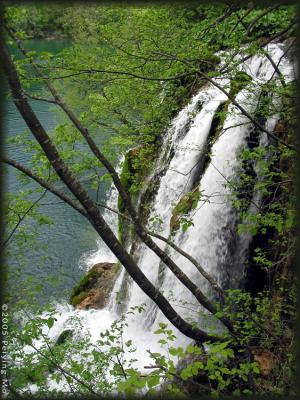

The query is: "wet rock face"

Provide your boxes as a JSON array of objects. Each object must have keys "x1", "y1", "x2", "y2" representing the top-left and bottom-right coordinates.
[
  {"x1": 70, "y1": 262, "x2": 119, "y2": 310},
  {"x1": 55, "y1": 329, "x2": 73, "y2": 346}
]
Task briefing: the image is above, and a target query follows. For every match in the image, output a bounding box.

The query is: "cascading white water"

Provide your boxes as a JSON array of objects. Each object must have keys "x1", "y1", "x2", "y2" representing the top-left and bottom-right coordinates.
[
  {"x1": 108, "y1": 80, "x2": 230, "y2": 313},
  {"x1": 115, "y1": 77, "x2": 231, "y2": 316},
  {"x1": 147, "y1": 43, "x2": 295, "y2": 330},
  {"x1": 26, "y1": 42, "x2": 294, "y2": 389},
  {"x1": 78, "y1": 160, "x2": 124, "y2": 269},
  {"x1": 112, "y1": 43, "x2": 295, "y2": 331}
]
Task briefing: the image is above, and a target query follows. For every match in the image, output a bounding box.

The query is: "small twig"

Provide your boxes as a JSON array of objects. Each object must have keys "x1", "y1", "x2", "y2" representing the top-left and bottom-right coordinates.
[
  {"x1": 2, "y1": 157, "x2": 87, "y2": 218},
  {"x1": 29, "y1": 343, "x2": 99, "y2": 396},
  {"x1": 23, "y1": 90, "x2": 58, "y2": 104},
  {"x1": 2, "y1": 188, "x2": 48, "y2": 247},
  {"x1": 145, "y1": 349, "x2": 212, "y2": 393},
  {"x1": 149, "y1": 231, "x2": 225, "y2": 302},
  {"x1": 116, "y1": 353, "x2": 128, "y2": 380},
  {"x1": 95, "y1": 201, "x2": 225, "y2": 300},
  {"x1": 260, "y1": 49, "x2": 286, "y2": 87},
  {"x1": 197, "y1": 5, "x2": 237, "y2": 40}
]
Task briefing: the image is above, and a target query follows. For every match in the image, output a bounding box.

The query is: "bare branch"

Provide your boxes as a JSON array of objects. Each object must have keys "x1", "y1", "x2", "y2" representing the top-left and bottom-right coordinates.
[
  {"x1": 220, "y1": 19, "x2": 297, "y2": 74},
  {"x1": 246, "y1": 5, "x2": 280, "y2": 36},
  {"x1": 24, "y1": 67, "x2": 197, "y2": 83},
  {"x1": 197, "y1": 5, "x2": 237, "y2": 40},
  {"x1": 23, "y1": 91, "x2": 58, "y2": 104},
  {"x1": 149, "y1": 231, "x2": 225, "y2": 302},
  {"x1": 227, "y1": 7, "x2": 255, "y2": 39},
  {"x1": 195, "y1": 71, "x2": 295, "y2": 151},
  {"x1": 260, "y1": 48, "x2": 286, "y2": 87},
  {"x1": 96, "y1": 200, "x2": 225, "y2": 301}
]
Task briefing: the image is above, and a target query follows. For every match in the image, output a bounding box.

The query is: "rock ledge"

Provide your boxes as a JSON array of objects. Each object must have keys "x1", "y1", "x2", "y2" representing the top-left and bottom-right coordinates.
[{"x1": 70, "y1": 262, "x2": 119, "y2": 310}]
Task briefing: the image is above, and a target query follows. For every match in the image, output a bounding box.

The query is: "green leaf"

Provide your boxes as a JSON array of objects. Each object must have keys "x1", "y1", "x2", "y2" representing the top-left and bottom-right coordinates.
[
  {"x1": 46, "y1": 317, "x2": 55, "y2": 329},
  {"x1": 147, "y1": 374, "x2": 160, "y2": 388}
]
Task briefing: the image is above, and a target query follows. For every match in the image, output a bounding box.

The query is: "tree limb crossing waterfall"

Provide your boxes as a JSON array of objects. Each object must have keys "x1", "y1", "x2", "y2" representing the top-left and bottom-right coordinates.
[{"x1": 27, "y1": 42, "x2": 294, "y2": 388}]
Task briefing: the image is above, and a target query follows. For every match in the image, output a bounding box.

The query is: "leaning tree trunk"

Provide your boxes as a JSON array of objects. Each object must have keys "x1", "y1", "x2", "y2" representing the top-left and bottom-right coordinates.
[{"x1": 0, "y1": 41, "x2": 225, "y2": 343}]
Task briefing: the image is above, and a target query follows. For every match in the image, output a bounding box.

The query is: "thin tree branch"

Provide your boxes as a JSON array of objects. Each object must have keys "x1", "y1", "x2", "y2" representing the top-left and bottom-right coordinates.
[
  {"x1": 148, "y1": 231, "x2": 225, "y2": 302},
  {"x1": 195, "y1": 71, "x2": 295, "y2": 151},
  {"x1": 220, "y1": 19, "x2": 297, "y2": 75},
  {"x1": 197, "y1": 5, "x2": 237, "y2": 40},
  {"x1": 96, "y1": 201, "x2": 225, "y2": 301},
  {"x1": 227, "y1": 7, "x2": 255, "y2": 39},
  {"x1": 260, "y1": 48, "x2": 286, "y2": 87},
  {"x1": 2, "y1": 188, "x2": 47, "y2": 248},
  {"x1": 29, "y1": 343, "x2": 99, "y2": 396},
  {"x1": 269, "y1": 38, "x2": 296, "y2": 82},
  {"x1": 246, "y1": 5, "x2": 280, "y2": 36},
  {"x1": 2, "y1": 157, "x2": 88, "y2": 218},
  {"x1": 25, "y1": 67, "x2": 197, "y2": 83},
  {"x1": 23, "y1": 91, "x2": 58, "y2": 104}
]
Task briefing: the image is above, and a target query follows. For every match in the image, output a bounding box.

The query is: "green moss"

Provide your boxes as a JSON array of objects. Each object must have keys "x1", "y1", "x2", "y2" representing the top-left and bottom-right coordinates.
[
  {"x1": 207, "y1": 54, "x2": 221, "y2": 64},
  {"x1": 69, "y1": 266, "x2": 99, "y2": 306},
  {"x1": 129, "y1": 145, "x2": 158, "y2": 191},
  {"x1": 118, "y1": 155, "x2": 132, "y2": 214},
  {"x1": 202, "y1": 72, "x2": 252, "y2": 147},
  {"x1": 118, "y1": 156, "x2": 131, "y2": 244},
  {"x1": 115, "y1": 261, "x2": 121, "y2": 272},
  {"x1": 170, "y1": 189, "x2": 201, "y2": 231},
  {"x1": 70, "y1": 291, "x2": 88, "y2": 307},
  {"x1": 117, "y1": 143, "x2": 158, "y2": 244},
  {"x1": 201, "y1": 71, "x2": 252, "y2": 159}
]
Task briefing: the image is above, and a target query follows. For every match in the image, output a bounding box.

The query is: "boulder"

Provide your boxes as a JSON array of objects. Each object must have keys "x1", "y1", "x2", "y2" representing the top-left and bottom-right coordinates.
[
  {"x1": 70, "y1": 262, "x2": 119, "y2": 310},
  {"x1": 251, "y1": 347, "x2": 275, "y2": 377}
]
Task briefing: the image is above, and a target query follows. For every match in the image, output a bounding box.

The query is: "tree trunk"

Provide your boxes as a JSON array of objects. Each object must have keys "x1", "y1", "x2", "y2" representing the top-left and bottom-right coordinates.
[{"x1": 0, "y1": 41, "x2": 224, "y2": 343}]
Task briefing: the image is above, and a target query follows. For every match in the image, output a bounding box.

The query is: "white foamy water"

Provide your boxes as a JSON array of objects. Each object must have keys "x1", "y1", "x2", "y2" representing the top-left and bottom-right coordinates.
[
  {"x1": 22, "y1": 42, "x2": 295, "y2": 393},
  {"x1": 78, "y1": 159, "x2": 124, "y2": 269}
]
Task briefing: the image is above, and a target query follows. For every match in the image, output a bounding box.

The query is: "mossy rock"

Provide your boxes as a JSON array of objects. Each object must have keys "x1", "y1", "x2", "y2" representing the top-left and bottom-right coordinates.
[
  {"x1": 70, "y1": 291, "x2": 88, "y2": 307},
  {"x1": 118, "y1": 144, "x2": 158, "y2": 204},
  {"x1": 170, "y1": 189, "x2": 201, "y2": 231},
  {"x1": 69, "y1": 266, "x2": 100, "y2": 306},
  {"x1": 118, "y1": 144, "x2": 159, "y2": 245},
  {"x1": 69, "y1": 262, "x2": 119, "y2": 310}
]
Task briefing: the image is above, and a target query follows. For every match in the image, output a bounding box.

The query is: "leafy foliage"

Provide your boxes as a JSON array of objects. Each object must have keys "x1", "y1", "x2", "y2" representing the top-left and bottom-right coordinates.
[{"x1": 5, "y1": 5, "x2": 68, "y2": 39}]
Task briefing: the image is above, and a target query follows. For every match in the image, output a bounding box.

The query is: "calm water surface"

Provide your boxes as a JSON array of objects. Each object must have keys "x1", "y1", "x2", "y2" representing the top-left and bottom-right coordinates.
[{"x1": 4, "y1": 40, "x2": 112, "y2": 304}]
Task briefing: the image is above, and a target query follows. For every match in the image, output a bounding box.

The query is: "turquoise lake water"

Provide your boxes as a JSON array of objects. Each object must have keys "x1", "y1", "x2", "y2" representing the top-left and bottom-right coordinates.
[{"x1": 3, "y1": 40, "x2": 112, "y2": 304}]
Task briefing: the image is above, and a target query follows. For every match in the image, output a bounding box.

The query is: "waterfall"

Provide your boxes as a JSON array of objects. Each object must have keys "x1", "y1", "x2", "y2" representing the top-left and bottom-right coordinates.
[
  {"x1": 112, "y1": 42, "x2": 294, "y2": 332},
  {"x1": 78, "y1": 159, "x2": 124, "y2": 269},
  {"x1": 27, "y1": 42, "x2": 294, "y2": 386}
]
